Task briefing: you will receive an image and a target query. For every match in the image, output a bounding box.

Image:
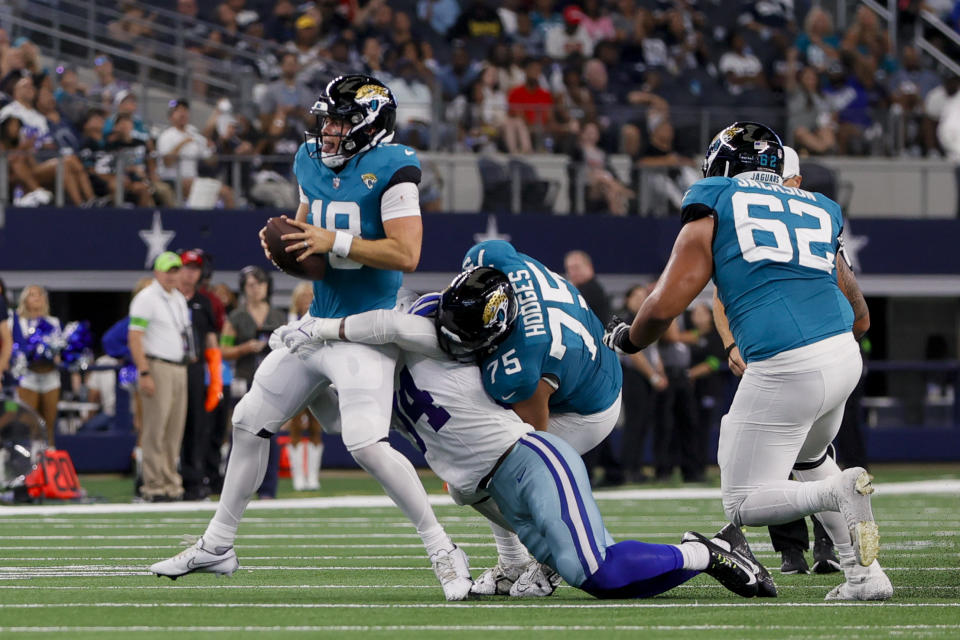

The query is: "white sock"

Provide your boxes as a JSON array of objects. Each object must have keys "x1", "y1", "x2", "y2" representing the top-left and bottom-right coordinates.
[
  {"x1": 352, "y1": 441, "x2": 452, "y2": 557},
  {"x1": 490, "y1": 522, "x2": 530, "y2": 567},
  {"x1": 203, "y1": 429, "x2": 269, "y2": 550},
  {"x1": 675, "y1": 541, "x2": 710, "y2": 571}
]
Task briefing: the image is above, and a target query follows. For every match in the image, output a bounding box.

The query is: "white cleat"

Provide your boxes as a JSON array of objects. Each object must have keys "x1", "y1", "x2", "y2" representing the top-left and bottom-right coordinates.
[
  {"x1": 150, "y1": 537, "x2": 239, "y2": 580},
  {"x1": 825, "y1": 560, "x2": 893, "y2": 601},
  {"x1": 430, "y1": 545, "x2": 472, "y2": 601},
  {"x1": 470, "y1": 562, "x2": 527, "y2": 596},
  {"x1": 833, "y1": 467, "x2": 879, "y2": 566},
  {"x1": 508, "y1": 561, "x2": 562, "y2": 597}
]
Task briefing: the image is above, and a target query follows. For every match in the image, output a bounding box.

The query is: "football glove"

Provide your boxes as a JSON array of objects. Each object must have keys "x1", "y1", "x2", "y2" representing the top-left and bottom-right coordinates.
[{"x1": 602, "y1": 316, "x2": 635, "y2": 355}]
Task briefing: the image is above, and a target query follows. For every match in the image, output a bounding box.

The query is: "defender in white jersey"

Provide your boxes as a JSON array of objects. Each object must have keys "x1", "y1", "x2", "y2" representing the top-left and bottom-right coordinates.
[
  {"x1": 291, "y1": 294, "x2": 767, "y2": 599},
  {"x1": 150, "y1": 76, "x2": 471, "y2": 601},
  {"x1": 605, "y1": 122, "x2": 891, "y2": 601}
]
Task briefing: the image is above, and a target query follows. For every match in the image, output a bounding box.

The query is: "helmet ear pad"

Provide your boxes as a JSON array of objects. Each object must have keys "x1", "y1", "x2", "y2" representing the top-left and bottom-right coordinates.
[{"x1": 436, "y1": 267, "x2": 518, "y2": 360}]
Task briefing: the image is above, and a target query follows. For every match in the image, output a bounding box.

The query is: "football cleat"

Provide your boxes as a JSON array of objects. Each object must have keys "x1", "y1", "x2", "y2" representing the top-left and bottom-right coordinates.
[
  {"x1": 150, "y1": 536, "x2": 238, "y2": 579},
  {"x1": 713, "y1": 523, "x2": 777, "y2": 597},
  {"x1": 812, "y1": 535, "x2": 841, "y2": 574},
  {"x1": 681, "y1": 531, "x2": 759, "y2": 598},
  {"x1": 833, "y1": 467, "x2": 879, "y2": 566},
  {"x1": 508, "y1": 561, "x2": 562, "y2": 597},
  {"x1": 470, "y1": 562, "x2": 527, "y2": 596},
  {"x1": 780, "y1": 547, "x2": 810, "y2": 575},
  {"x1": 824, "y1": 560, "x2": 893, "y2": 601},
  {"x1": 430, "y1": 545, "x2": 472, "y2": 601}
]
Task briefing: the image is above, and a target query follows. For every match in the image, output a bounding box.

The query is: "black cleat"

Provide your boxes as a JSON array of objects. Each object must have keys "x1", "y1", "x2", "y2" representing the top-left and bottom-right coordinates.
[
  {"x1": 780, "y1": 547, "x2": 810, "y2": 575},
  {"x1": 713, "y1": 523, "x2": 777, "y2": 597},
  {"x1": 681, "y1": 531, "x2": 759, "y2": 598},
  {"x1": 812, "y1": 536, "x2": 841, "y2": 574}
]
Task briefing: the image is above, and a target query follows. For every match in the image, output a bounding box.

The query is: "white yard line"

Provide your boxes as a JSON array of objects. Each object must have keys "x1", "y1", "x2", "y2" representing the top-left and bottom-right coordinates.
[{"x1": 2, "y1": 479, "x2": 958, "y2": 516}]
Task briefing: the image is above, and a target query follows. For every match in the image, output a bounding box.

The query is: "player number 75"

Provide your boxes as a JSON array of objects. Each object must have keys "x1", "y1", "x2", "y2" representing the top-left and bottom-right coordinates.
[{"x1": 486, "y1": 348, "x2": 522, "y2": 384}]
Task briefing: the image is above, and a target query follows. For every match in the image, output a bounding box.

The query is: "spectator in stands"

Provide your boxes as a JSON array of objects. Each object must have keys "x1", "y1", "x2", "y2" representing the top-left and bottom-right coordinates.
[
  {"x1": 356, "y1": 0, "x2": 394, "y2": 45},
  {"x1": 36, "y1": 86, "x2": 80, "y2": 153},
  {"x1": 8, "y1": 285, "x2": 62, "y2": 446},
  {"x1": 107, "y1": 1, "x2": 157, "y2": 53},
  {"x1": 513, "y1": 10, "x2": 545, "y2": 57},
  {"x1": 841, "y1": 5, "x2": 893, "y2": 72},
  {"x1": 104, "y1": 90, "x2": 149, "y2": 144},
  {"x1": 418, "y1": 0, "x2": 461, "y2": 37},
  {"x1": 570, "y1": 120, "x2": 633, "y2": 215},
  {"x1": 208, "y1": 112, "x2": 255, "y2": 201},
  {"x1": 579, "y1": 0, "x2": 615, "y2": 43},
  {"x1": 359, "y1": 36, "x2": 387, "y2": 76},
  {"x1": 610, "y1": 0, "x2": 640, "y2": 41},
  {"x1": 938, "y1": 76, "x2": 960, "y2": 160},
  {"x1": 248, "y1": 107, "x2": 300, "y2": 210},
  {"x1": 388, "y1": 57, "x2": 435, "y2": 149},
  {"x1": 926, "y1": 74, "x2": 960, "y2": 157},
  {"x1": 448, "y1": 0, "x2": 504, "y2": 44},
  {"x1": 824, "y1": 57, "x2": 888, "y2": 155},
  {"x1": 0, "y1": 115, "x2": 49, "y2": 206},
  {"x1": 634, "y1": 118, "x2": 697, "y2": 214},
  {"x1": 53, "y1": 66, "x2": 88, "y2": 128},
  {"x1": 256, "y1": 52, "x2": 312, "y2": 132},
  {"x1": 788, "y1": 66, "x2": 838, "y2": 155},
  {"x1": 263, "y1": 0, "x2": 297, "y2": 43},
  {"x1": 450, "y1": 65, "x2": 529, "y2": 154},
  {"x1": 436, "y1": 42, "x2": 481, "y2": 101},
  {"x1": 507, "y1": 57, "x2": 555, "y2": 149},
  {"x1": 155, "y1": 99, "x2": 234, "y2": 207},
  {"x1": 616, "y1": 283, "x2": 668, "y2": 484},
  {"x1": 544, "y1": 4, "x2": 595, "y2": 59},
  {"x1": 487, "y1": 40, "x2": 525, "y2": 96},
  {"x1": 105, "y1": 113, "x2": 157, "y2": 207},
  {"x1": 889, "y1": 45, "x2": 942, "y2": 154},
  {"x1": 1, "y1": 78, "x2": 95, "y2": 206},
  {"x1": 582, "y1": 58, "x2": 623, "y2": 140},
  {"x1": 128, "y1": 252, "x2": 191, "y2": 502},
  {"x1": 718, "y1": 31, "x2": 766, "y2": 96},
  {"x1": 89, "y1": 55, "x2": 130, "y2": 109},
  {"x1": 796, "y1": 6, "x2": 840, "y2": 71},
  {"x1": 285, "y1": 13, "x2": 324, "y2": 67}
]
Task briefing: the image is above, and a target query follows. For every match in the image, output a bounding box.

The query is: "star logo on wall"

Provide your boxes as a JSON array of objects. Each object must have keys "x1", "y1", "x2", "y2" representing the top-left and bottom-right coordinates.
[
  {"x1": 139, "y1": 211, "x2": 176, "y2": 269},
  {"x1": 473, "y1": 215, "x2": 511, "y2": 244},
  {"x1": 841, "y1": 220, "x2": 868, "y2": 272}
]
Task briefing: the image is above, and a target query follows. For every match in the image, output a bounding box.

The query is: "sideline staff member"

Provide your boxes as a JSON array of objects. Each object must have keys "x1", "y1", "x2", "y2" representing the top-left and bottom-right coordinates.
[{"x1": 129, "y1": 251, "x2": 193, "y2": 502}]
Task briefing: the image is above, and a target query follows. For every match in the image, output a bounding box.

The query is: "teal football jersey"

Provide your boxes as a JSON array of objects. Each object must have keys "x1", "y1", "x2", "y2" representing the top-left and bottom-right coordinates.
[
  {"x1": 462, "y1": 240, "x2": 622, "y2": 415},
  {"x1": 293, "y1": 142, "x2": 421, "y2": 318},
  {"x1": 681, "y1": 176, "x2": 854, "y2": 362}
]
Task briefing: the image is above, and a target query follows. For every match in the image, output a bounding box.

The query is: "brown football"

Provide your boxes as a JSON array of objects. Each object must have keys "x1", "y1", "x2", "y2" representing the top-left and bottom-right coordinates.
[{"x1": 263, "y1": 217, "x2": 327, "y2": 281}]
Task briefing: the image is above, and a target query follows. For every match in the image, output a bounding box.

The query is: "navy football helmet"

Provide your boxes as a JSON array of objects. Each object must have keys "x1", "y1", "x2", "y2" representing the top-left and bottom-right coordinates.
[
  {"x1": 436, "y1": 267, "x2": 518, "y2": 361},
  {"x1": 701, "y1": 122, "x2": 784, "y2": 180},
  {"x1": 305, "y1": 74, "x2": 397, "y2": 168}
]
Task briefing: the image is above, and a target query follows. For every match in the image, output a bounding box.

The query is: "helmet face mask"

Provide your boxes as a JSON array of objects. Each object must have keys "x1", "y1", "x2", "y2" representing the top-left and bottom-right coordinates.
[
  {"x1": 702, "y1": 121, "x2": 784, "y2": 181},
  {"x1": 305, "y1": 74, "x2": 397, "y2": 169},
  {"x1": 436, "y1": 267, "x2": 518, "y2": 362}
]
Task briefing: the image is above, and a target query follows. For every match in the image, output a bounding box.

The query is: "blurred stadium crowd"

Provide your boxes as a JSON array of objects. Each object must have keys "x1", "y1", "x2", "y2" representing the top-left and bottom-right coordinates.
[{"x1": 1, "y1": 0, "x2": 959, "y2": 211}]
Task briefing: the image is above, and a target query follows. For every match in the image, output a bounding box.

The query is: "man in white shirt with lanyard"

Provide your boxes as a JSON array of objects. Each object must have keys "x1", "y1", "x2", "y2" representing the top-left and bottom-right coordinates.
[{"x1": 128, "y1": 251, "x2": 195, "y2": 502}]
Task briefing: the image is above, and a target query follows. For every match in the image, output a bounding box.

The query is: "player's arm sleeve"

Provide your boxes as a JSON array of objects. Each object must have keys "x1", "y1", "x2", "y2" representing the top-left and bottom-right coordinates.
[
  {"x1": 380, "y1": 181, "x2": 421, "y2": 222},
  {"x1": 337, "y1": 310, "x2": 445, "y2": 359}
]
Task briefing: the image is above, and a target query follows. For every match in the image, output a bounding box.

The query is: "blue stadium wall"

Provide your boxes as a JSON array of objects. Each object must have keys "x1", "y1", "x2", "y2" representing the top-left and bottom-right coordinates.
[{"x1": 2, "y1": 207, "x2": 958, "y2": 471}]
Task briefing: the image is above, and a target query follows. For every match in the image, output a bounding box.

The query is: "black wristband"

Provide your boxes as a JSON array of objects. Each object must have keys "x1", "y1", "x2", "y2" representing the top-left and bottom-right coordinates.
[
  {"x1": 139, "y1": 370, "x2": 151, "y2": 376},
  {"x1": 724, "y1": 343, "x2": 737, "y2": 358},
  {"x1": 616, "y1": 328, "x2": 641, "y2": 355}
]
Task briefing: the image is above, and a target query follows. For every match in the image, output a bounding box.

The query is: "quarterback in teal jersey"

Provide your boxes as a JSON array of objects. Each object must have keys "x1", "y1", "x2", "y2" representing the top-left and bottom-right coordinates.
[
  {"x1": 152, "y1": 75, "x2": 472, "y2": 602},
  {"x1": 606, "y1": 122, "x2": 891, "y2": 602}
]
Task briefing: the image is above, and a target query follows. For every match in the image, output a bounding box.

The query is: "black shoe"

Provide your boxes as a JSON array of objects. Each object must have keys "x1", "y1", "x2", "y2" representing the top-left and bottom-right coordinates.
[
  {"x1": 681, "y1": 531, "x2": 759, "y2": 598},
  {"x1": 780, "y1": 548, "x2": 809, "y2": 575},
  {"x1": 713, "y1": 523, "x2": 777, "y2": 597},
  {"x1": 812, "y1": 537, "x2": 841, "y2": 574}
]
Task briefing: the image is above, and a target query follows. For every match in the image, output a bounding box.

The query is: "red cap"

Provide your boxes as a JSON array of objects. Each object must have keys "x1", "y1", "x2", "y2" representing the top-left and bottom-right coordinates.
[
  {"x1": 180, "y1": 249, "x2": 204, "y2": 267},
  {"x1": 563, "y1": 5, "x2": 585, "y2": 25}
]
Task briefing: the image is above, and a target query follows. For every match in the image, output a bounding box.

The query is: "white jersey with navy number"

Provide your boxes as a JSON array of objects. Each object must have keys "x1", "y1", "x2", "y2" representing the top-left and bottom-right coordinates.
[
  {"x1": 293, "y1": 142, "x2": 421, "y2": 318},
  {"x1": 392, "y1": 351, "x2": 533, "y2": 496},
  {"x1": 681, "y1": 176, "x2": 854, "y2": 363}
]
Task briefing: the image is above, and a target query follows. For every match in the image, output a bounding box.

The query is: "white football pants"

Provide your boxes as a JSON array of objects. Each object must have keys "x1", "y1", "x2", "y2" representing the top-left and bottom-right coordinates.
[{"x1": 718, "y1": 333, "x2": 862, "y2": 527}]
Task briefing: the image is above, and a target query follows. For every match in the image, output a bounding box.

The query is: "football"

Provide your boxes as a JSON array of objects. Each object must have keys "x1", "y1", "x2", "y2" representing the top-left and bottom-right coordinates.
[{"x1": 263, "y1": 216, "x2": 327, "y2": 281}]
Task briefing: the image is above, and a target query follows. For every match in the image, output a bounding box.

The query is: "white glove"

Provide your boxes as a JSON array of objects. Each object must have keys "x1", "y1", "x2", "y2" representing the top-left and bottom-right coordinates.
[
  {"x1": 282, "y1": 317, "x2": 320, "y2": 353},
  {"x1": 268, "y1": 322, "x2": 297, "y2": 351}
]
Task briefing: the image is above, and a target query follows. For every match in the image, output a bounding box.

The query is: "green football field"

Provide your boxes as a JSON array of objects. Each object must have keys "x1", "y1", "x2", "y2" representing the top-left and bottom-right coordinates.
[{"x1": 1, "y1": 466, "x2": 958, "y2": 639}]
